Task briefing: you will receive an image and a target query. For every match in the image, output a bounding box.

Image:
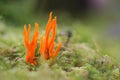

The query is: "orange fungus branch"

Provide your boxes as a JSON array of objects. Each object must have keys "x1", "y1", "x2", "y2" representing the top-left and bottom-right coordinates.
[
  {"x1": 40, "y1": 12, "x2": 62, "y2": 61},
  {"x1": 23, "y1": 23, "x2": 39, "y2": 65}
]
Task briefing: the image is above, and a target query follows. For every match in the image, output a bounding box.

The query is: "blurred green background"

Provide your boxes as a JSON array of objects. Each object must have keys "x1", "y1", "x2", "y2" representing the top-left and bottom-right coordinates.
[{"x1": 0, "y1": 0, "x2": 119, "y2": 26}]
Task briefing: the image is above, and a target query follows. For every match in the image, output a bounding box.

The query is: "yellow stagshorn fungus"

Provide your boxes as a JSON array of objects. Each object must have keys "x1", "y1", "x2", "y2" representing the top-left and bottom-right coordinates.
[
  {"x1": 23, "y1": 12, "x2": 62, "y2": 65},
  {"x1": 40, "y1": 12, "x2": 62, "y2": 62},
  {"x1": 23, "y1": 23, "x2": 39, "y2": 65}
]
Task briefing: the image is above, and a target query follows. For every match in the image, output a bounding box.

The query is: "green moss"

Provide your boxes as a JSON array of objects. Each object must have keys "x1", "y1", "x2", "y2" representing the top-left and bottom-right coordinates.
[{"x1": 0, "y1": 22, "x2": 120, "y2": 80}]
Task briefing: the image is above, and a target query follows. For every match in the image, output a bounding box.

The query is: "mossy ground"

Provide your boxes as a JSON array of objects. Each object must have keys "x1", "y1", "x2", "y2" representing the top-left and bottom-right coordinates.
[{"x1": 0, "y1": 21, "x2": 120, "y2": 80}]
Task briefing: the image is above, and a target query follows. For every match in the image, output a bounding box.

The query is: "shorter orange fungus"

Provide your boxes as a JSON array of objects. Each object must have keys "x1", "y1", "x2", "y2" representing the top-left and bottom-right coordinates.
[{"x1": 23, "y1": 23, "x2": 39, "y2": 65}]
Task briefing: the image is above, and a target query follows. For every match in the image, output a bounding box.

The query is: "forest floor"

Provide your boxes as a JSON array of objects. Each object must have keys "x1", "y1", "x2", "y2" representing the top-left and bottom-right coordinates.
[{"x1": 0, "y1": 21, "x2": 120, "y2": 80}]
